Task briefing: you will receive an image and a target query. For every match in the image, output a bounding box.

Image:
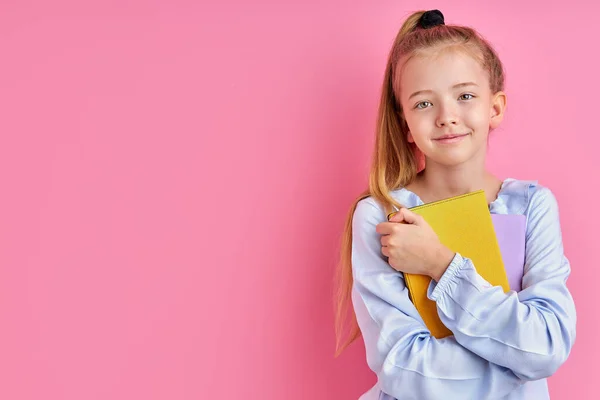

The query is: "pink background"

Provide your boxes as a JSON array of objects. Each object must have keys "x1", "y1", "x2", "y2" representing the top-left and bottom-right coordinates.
[{"x1": 0, "y1": 1, "x2": 595, "y2": 399}]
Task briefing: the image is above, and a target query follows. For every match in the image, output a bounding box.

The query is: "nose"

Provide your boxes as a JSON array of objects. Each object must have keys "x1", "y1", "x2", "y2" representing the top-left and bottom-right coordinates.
[{"x1": 436, "y1": 103, "x2": 459, "y2": 127}]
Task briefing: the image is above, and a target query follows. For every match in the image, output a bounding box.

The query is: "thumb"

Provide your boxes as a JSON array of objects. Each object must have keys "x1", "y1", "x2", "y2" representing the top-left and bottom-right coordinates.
[
  {"x1": 388, "y1": 210, "x2": 405, "y2": 223},
  {"x1": 399, "y1": 208, "x2": 422, "y2": 225}
]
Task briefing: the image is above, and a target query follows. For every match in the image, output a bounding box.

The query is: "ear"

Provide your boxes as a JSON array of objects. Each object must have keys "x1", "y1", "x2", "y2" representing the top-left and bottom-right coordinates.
[
  {"x1": 489, "y1": 91, "x2": 507, "y2": 129},
  {"x1": 407, "y1": 131, "x2": 414, "y2": 143}
]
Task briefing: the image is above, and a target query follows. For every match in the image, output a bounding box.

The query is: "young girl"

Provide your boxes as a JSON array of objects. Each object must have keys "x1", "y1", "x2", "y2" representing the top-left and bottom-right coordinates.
[{"x1": 334, "y1": 9, "x2": 576, "y2": 400}]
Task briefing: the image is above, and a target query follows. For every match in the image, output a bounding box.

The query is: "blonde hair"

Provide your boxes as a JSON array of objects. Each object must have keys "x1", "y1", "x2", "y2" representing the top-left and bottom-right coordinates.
[{"x1": 333, "y1": 10, "x2": 506, "y2": 357}]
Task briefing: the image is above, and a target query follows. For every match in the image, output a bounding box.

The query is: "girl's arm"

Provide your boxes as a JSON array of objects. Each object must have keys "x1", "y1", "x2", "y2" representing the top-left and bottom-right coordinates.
[
  {"x1": 427, "y1": 185, "x2": 576, "y2": 380},
  {"x1": 351, "y1": 199, "x2": 525, "y2": 400}
]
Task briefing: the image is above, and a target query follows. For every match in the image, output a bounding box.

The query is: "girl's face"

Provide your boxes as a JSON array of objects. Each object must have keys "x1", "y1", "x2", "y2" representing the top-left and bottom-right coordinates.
[{"x1": 398, "y1": 49, "x2": 505, "y2": 168}]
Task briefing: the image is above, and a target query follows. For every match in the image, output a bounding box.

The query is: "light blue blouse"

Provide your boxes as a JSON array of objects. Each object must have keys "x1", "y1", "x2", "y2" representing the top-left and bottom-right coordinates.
[{"x1": 351, "y1": 178, "x2": 576, "y2": 400}]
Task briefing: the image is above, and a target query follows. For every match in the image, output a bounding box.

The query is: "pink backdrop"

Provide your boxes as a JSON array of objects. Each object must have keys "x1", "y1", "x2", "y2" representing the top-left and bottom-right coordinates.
[{"x1": 0, "y1": 1, "x2": 595, "y2": 399}]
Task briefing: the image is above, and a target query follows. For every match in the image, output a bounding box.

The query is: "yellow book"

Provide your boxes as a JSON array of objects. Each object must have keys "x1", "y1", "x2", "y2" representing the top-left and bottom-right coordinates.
[{"x1": 387, "y1": 190, "x2": 510, "y2": 338}]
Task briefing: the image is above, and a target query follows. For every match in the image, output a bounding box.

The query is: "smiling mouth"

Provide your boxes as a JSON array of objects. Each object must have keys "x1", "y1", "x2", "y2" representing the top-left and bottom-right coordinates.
[
  {"x1": 434, "y1": 133, "x2": 470, "y2": 140},
  {"x1": 433, "y1": 133, "x2": 470, "y2": 143}
]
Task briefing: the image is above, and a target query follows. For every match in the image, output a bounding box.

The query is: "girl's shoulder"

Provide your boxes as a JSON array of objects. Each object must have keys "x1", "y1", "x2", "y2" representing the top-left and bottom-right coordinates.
[{"x1": 491, "y1": 178, "x2": 558, "y2": 217}]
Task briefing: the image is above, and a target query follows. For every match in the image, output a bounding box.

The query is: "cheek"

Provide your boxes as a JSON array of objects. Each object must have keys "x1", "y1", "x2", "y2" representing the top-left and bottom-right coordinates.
[
  {"x1": 462, "y1": 106, "x2": 489, "y2": 131},
  {"x1": 405, "y1": 112, "x2": 429, "y2": 133},
  {"x1": 463, "y1": 104, "x2": 489, "y2": 130}
]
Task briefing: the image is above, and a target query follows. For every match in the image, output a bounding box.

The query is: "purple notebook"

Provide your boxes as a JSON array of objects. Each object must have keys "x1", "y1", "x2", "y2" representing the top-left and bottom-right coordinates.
[{"x1": 491, "y1": 214, "x2": 526, "y2": 292}]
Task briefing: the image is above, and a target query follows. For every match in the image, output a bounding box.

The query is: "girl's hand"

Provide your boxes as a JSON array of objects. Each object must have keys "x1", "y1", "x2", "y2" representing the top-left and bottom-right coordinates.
[{"x1": 376, "y1": 208, "x2": 455, "y2": 281}]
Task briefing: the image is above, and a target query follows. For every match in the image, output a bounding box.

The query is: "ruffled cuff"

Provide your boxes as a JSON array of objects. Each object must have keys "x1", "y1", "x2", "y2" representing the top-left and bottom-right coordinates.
[{"x1": 427, "y1": 252, "x2": 467, "y2": 301}]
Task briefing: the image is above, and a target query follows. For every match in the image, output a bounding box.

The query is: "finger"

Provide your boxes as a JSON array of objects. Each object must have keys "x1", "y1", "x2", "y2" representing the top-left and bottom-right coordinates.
[
  {"x1": 388, "y1": 210, "x2": 405, "y2": 223},
  {"x1": 399, "y1": 208, "x2": 422, "y2": 225},
  {"x1": 381, "y1": 246, "x2": 389, "y2": 257},
  {"x1": 380, "y1": 235, "x2": 388, "y2": 247},
  {"x1": 381, "y1": 235, "x2": 400, "y2": 248},
  {"x1": 376, "y1": 221, "x2": 396, "y2": 235}
]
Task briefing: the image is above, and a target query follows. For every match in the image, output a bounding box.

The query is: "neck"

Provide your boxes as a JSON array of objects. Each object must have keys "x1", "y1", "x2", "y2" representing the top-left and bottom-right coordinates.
[{"x1": 418, "y1": 152, "x2": 495, "y2": 201}]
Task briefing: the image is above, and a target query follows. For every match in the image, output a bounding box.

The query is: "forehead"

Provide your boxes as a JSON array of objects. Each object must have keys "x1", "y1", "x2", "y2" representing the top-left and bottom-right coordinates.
[{"x1": 398, "y1": 49, "x2": 488, "y2": 99}]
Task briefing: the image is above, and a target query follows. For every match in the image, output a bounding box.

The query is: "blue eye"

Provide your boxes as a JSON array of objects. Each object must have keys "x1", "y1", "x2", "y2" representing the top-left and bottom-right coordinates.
[
  {"x1": 415, "y1": 101, "x2": 432, "y2": 109},
  {"x1": 459, "y1": 93, "x2": 475, "y2": 100}
]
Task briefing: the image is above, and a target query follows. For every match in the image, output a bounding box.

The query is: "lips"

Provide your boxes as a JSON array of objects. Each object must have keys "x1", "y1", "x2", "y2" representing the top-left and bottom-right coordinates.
[
  {"x1": 433, "y1": 133, "x2": 470, "y2": 144},
  {"x1": 434, "y1": 133, "x2": 469, "y2": 140}
]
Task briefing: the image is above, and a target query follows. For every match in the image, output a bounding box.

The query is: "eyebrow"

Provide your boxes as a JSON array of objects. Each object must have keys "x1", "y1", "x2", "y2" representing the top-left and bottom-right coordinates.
[{"x1": 408, "y1": 82, "x2": 479, "y2": 100}]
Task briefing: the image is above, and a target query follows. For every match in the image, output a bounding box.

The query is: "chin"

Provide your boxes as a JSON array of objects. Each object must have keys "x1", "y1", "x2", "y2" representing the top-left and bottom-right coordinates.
[
  {"x1": 426, "y1": 148, "x2": 473, "y2": 166},
  {"x1": 435, "y1": 157, "x2": 472, "y2": 167},
  {"x1": 426, "y1": 142, "x2": 487, "y2": 167}
]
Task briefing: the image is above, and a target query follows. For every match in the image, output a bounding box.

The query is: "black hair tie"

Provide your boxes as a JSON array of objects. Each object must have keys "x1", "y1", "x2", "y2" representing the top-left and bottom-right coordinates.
[{"x1": 419, "y1": 9, "x2": 445, "y2": 29}]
